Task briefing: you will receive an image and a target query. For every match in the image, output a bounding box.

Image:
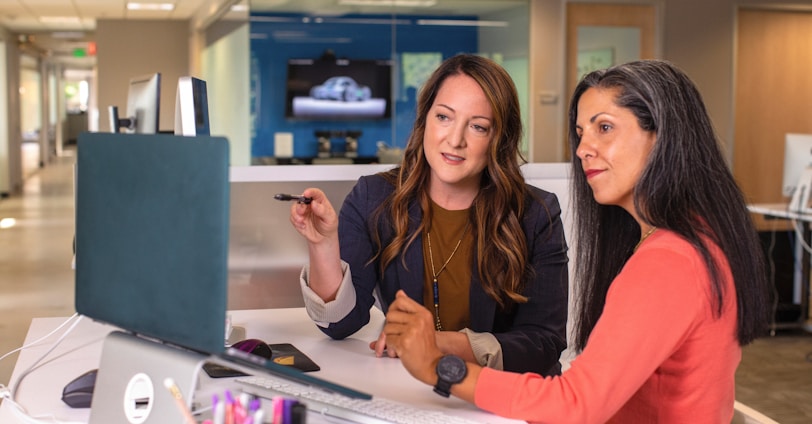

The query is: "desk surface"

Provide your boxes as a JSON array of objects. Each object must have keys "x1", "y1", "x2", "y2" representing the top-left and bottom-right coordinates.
[
  {"x1": 0, "y1": 309, "x2": 519, "y2": 423},
  {"x1": 748, "y1": 202, "x2": 812, "y2": 222}
]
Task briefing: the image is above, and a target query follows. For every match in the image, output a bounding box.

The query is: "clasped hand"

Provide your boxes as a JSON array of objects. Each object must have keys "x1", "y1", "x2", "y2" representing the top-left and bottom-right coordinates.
[{"x1": 380, "y1": 290, "x2": 445, "y2": 386}]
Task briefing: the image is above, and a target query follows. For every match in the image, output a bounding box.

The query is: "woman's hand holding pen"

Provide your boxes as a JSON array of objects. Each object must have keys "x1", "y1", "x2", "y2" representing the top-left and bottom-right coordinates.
[
  {"x1": 288, "y1": 188, "x2": 338, "y2": 245},
  {"x1": 288, "y1": 188, "x2": 343, "y2": 302}
]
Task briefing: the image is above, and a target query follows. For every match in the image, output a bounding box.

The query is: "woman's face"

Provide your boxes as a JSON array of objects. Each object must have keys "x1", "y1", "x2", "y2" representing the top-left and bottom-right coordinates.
[
  {"x1": 574, "y1": 87, "x2": 656, "y2": 216},
  {"x1": 423, "y1": 74, "x2": 493, "y2": 203}
]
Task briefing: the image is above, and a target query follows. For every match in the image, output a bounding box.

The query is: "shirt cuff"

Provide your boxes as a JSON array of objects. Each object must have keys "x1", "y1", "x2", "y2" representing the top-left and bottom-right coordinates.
[
  {"x1": 300, "y1": 260, "x2": 356, "y2": 326},
  {"x1": 460, "y1": 328, "x2": 504, "y2": 370}
]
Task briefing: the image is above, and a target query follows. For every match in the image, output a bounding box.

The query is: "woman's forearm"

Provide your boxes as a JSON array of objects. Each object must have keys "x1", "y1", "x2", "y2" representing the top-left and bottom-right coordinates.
[{"x1": 306, "y1": 236, "x2": 344, "y2": 302}]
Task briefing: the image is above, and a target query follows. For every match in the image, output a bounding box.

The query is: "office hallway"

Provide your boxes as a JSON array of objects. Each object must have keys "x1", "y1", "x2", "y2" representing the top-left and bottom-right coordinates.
[
  {"x1": 1, "y1": 146, "x2": 811, "y2": 423},
  {"x1": 0, "y1": 144, "x2": 76, "y2": 388}
]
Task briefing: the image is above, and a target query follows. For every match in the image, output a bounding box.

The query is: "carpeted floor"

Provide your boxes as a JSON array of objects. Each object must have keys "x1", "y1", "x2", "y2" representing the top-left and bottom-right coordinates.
[{"x1": 735, "y1": 328, "x2": 812, "y2": 423}]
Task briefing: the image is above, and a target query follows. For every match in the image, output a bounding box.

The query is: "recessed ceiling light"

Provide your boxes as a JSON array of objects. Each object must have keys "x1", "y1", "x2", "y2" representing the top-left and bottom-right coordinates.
[
  {"x1": 52, "y1": 31, "x2": 85, "y2": 39},
  {"x1": 0, "y1": 218, "x2": 17, "y2": 229},
  {"x1": 417, "y1": 19, "x2": 508, "y2": 27},
  {"x1": 39, "y1": 16, "x2": 81, "y2": 24},
  {"x1": 338, "y1": 0, "x2": 437, "y2": 7},
  {"x1": 127, "y1": 2, "x2": 175, "y2": 11}
]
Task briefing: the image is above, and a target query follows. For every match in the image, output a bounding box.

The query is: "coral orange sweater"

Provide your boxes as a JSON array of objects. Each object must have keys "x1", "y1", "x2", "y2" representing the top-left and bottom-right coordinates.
[{"x1": 475, "y1": 230, "x2": 740, "y2": 424}]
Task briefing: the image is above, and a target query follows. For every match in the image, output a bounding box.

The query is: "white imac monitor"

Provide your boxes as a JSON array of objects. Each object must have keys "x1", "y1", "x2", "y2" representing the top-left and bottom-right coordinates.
[
  {"x1": 109, "y1": 73, "x2": 162, "y2": 134},
  {"x1": 174, "y1": 76, "x2": 210, "y2": 136},
  {"x1": 782, "y1": 133, "x2": 812, "y2": 212}
]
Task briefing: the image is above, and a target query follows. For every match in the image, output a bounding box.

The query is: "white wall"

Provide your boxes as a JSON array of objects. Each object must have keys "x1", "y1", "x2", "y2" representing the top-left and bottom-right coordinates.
[
  {"x1": 1, "y1": 32, "x2": 22, "y2": 196},
  {"x1": 0, "y1": 40, "x2": 8, "y2": 196},
  {"x1": 202, "y1": 22, "x2": 251, "y2": 166},
  {"x1": 529, "y1": 0, "x2": 566, "y2": 163},
  {"x1": 95, "y1": 20, "x2": 190, "y2": 133}
]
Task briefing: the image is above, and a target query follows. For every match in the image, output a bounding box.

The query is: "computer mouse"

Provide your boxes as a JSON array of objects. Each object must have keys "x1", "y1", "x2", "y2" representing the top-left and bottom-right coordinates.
[
  {"x1": 61, "y1": 368, "x2": 98, "y2": 408},
  {"x1": 231, "y1": 338, "x2": 273, "y2": 359}
]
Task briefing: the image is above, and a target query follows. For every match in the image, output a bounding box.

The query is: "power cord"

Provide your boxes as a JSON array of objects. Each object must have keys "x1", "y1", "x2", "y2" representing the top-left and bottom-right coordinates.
[
  {"x1": 0, "y1": 314, "x2": 86, "y2": 424},
  {"x1": 0, "y1": 314, "x2": 81, "y2": 363},
  {"x1": 764, "y1": 221, "x2": 779, "y2": 337},
  {"x1": 789, "y1": 216, "x2": 812, "y2": 255}
]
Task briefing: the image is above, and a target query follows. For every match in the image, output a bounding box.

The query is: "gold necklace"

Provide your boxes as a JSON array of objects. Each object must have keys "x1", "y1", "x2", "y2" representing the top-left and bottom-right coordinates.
[
  {"x1": 427, "y1": 224, "x2": 469, "y2": 331},
  {"x1": 634, "y1": 226, "x2": 658, "y2": 252}
]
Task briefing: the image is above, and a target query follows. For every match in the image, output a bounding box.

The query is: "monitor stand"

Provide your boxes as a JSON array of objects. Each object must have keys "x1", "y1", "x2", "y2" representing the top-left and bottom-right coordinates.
[
  {"x1": 790, "y1": 166, "x2": 812, "y2": 214},
  {"x1": 89, "y1": 331, "x2": 206, "y2": 424}
]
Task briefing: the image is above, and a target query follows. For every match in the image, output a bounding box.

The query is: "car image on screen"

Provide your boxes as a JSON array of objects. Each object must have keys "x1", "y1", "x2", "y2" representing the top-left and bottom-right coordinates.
[{"x1": 310, "y1": 76, "x2": 372, "y2": 102}]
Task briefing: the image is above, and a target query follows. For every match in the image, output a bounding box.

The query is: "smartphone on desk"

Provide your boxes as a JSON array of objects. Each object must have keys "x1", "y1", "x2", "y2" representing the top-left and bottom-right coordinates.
[{"x1": 204, "y1": 342, "x2": 319, "y2": 378}]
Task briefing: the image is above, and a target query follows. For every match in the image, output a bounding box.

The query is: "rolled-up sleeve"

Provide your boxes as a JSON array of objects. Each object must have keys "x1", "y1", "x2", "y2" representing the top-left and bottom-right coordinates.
[{"x1": 300, "y1": 260, "x2": 356, "y2": 326}]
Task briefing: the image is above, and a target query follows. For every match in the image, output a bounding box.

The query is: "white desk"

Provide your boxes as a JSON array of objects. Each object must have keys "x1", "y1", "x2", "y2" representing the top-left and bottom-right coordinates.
[
  {"x1": 747, "y1": 203, "x2": 812, "y2": 331},
  {"x1": 0, "y1": 309, "x2": 520, "y2": 423},
  {"x1": 748, "y1": 202, "x2": 812, "y2": 222}
]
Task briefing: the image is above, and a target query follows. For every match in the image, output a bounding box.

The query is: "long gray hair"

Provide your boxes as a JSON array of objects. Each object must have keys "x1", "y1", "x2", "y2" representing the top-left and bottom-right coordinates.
[{"x1": 567, "y1": 60, "x2": 771, "y2": 350}]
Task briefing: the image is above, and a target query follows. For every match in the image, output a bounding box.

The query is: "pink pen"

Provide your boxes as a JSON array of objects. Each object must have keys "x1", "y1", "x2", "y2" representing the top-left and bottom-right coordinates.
[
  {"x1": 224, "y1": 391, "x2": 235, "y2": 424},
  {"x1": 233, "y1": 398, "x2": 246, "y2": 423},
  {"x1": 272, "y1": 397, "x2": 284, "y2": 424}
]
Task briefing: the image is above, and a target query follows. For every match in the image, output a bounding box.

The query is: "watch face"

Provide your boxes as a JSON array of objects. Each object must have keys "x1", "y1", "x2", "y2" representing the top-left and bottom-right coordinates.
[{"x1": 437, "y1": 355, "x2": 467, "y2": 382}]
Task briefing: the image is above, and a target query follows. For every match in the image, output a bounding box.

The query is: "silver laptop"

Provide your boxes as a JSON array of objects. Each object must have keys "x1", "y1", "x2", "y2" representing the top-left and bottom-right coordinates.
[
  {"x1": 76, "y1": 133, "x2": 370, "y2": 423},
  {"x1": 76, "y1": 132, "x2": 231, "y2": 423}
]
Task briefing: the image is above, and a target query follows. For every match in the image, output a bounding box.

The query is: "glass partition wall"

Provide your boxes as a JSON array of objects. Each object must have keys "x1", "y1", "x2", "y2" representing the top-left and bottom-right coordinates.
[{"x1": 247, "y1": 0, "x2": 530, "y2": 164}]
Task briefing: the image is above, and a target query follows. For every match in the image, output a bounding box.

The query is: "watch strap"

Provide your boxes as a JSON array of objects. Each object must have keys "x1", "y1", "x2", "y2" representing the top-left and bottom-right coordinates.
[{"x1": 433, "y1": 378, "x2": 453, "y2": 397}]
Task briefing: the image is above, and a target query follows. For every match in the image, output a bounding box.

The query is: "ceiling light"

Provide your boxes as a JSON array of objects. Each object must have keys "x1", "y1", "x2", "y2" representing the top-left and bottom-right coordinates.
[
  {"x1": 0, "y1": 218, "x2": 16, "y2": 229},
  {"x1": 127, "y1": 2, "x2": 175, "y2": 11},
  {"x1": 416, "y1": 19, "x2": 508, "y2": 27},
  {"x1": 52, "y1": 31, "x2": 85, "y2": 39},
  {"x1": 39, "y1": 16, "x2": 81, "y2": 24},
  {"x1": 338, "y1": 0, "x2": 437, "y2": 7}
]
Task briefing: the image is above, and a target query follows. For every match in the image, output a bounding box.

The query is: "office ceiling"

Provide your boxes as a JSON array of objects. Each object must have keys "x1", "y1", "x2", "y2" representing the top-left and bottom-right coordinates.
[
  {"x1": 1, "y1": 0, "x2": 524, "y2": 69},
  {"x1": 0, "y1": 0, "x2": 214, "y2": 33},
  {"x1": 1, "y1": 0, "x2": 522, "y2": 32}
]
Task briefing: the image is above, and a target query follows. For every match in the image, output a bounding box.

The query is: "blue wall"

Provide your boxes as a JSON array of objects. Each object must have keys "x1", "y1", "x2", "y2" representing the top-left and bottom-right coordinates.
[{"x1": 249, "y1": 13, "x2": 478, "y2": 159}]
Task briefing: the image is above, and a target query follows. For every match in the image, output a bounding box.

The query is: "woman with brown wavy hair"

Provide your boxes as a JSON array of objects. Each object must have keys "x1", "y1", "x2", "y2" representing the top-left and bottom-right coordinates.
[{"x1": 289, "y1": 54, "x2": 569, "y2": 375}]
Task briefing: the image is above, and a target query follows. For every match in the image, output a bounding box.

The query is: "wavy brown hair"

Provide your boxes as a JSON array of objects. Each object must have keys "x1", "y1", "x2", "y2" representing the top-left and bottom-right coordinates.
[{"x1": 371, "y1": 54, "x2": 530, "y2": 307}]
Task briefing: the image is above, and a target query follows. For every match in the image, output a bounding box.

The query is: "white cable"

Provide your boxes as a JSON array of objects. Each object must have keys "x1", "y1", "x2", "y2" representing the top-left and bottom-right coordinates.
[
  {"x1": 790, "y1": 217, "x2": 812, "y2": 254},
  {"x1": 0, "y1": 314, "x2": 80, "y2": 363},
  {"x1": 3, "y1": 396, "x2": 85, "y2": 424},
  {"x1": 0, "y1": 314, "x2": 87, "y2": 424},
  {"x1": 11, "y1": 314, "x2": 84, "y2": 399},
  {"x1": 763, "y1": 221, "x2": 779, "y2": 336}
]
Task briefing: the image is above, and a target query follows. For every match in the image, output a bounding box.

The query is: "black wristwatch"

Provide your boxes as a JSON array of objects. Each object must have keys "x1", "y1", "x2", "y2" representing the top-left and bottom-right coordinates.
[{"x1": 433, "y1": 355, "x2": 467, "y2": 397}]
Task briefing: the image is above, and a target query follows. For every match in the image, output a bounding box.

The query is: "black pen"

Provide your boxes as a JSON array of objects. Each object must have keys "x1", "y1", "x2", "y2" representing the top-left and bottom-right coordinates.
[{"x1": 274, "y1": 193, "x2": 313, "y2": 204}]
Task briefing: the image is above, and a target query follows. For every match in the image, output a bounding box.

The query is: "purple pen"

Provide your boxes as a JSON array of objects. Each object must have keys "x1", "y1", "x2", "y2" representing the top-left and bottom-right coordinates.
[{"x1": 248, "y1": 398, "x2": 261, "y2": 414}]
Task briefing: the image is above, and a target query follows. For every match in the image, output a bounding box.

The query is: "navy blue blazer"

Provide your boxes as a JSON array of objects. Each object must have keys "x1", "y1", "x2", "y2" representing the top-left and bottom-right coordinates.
[{"x1": 323, "y1": 173, "x2": 569, "y2": 375}]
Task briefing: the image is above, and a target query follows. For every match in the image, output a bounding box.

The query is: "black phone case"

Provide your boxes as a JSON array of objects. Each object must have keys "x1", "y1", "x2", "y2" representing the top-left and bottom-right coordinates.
[{"x1": 203, "y1": 343, "x2": 320, "y2": 378}]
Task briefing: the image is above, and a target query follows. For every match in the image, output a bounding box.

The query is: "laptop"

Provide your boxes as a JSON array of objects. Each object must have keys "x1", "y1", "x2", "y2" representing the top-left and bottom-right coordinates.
[
  {"x1": 75, "y1": 133, "x2": 369, "y2": 423},
  {"x1": 76, "y1": 132, "x2": 231, "y2": 355}
]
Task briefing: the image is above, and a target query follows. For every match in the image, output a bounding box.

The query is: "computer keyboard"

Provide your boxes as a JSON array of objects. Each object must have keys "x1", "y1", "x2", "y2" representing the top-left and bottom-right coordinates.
[{"x1": 235, "y1": 374, "x2": 485, "y2": 424}]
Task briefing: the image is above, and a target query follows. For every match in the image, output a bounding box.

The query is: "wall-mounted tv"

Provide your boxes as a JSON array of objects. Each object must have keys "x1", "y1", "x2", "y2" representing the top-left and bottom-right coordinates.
[{"x1": 285, "y1": 58, "x2": 392, "y2": 120}]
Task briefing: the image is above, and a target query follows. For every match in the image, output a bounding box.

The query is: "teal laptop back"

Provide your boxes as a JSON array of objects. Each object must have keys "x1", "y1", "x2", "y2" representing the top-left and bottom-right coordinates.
[{"x1": 75, "y1": 132, "x2": 230, "y2": 354}]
